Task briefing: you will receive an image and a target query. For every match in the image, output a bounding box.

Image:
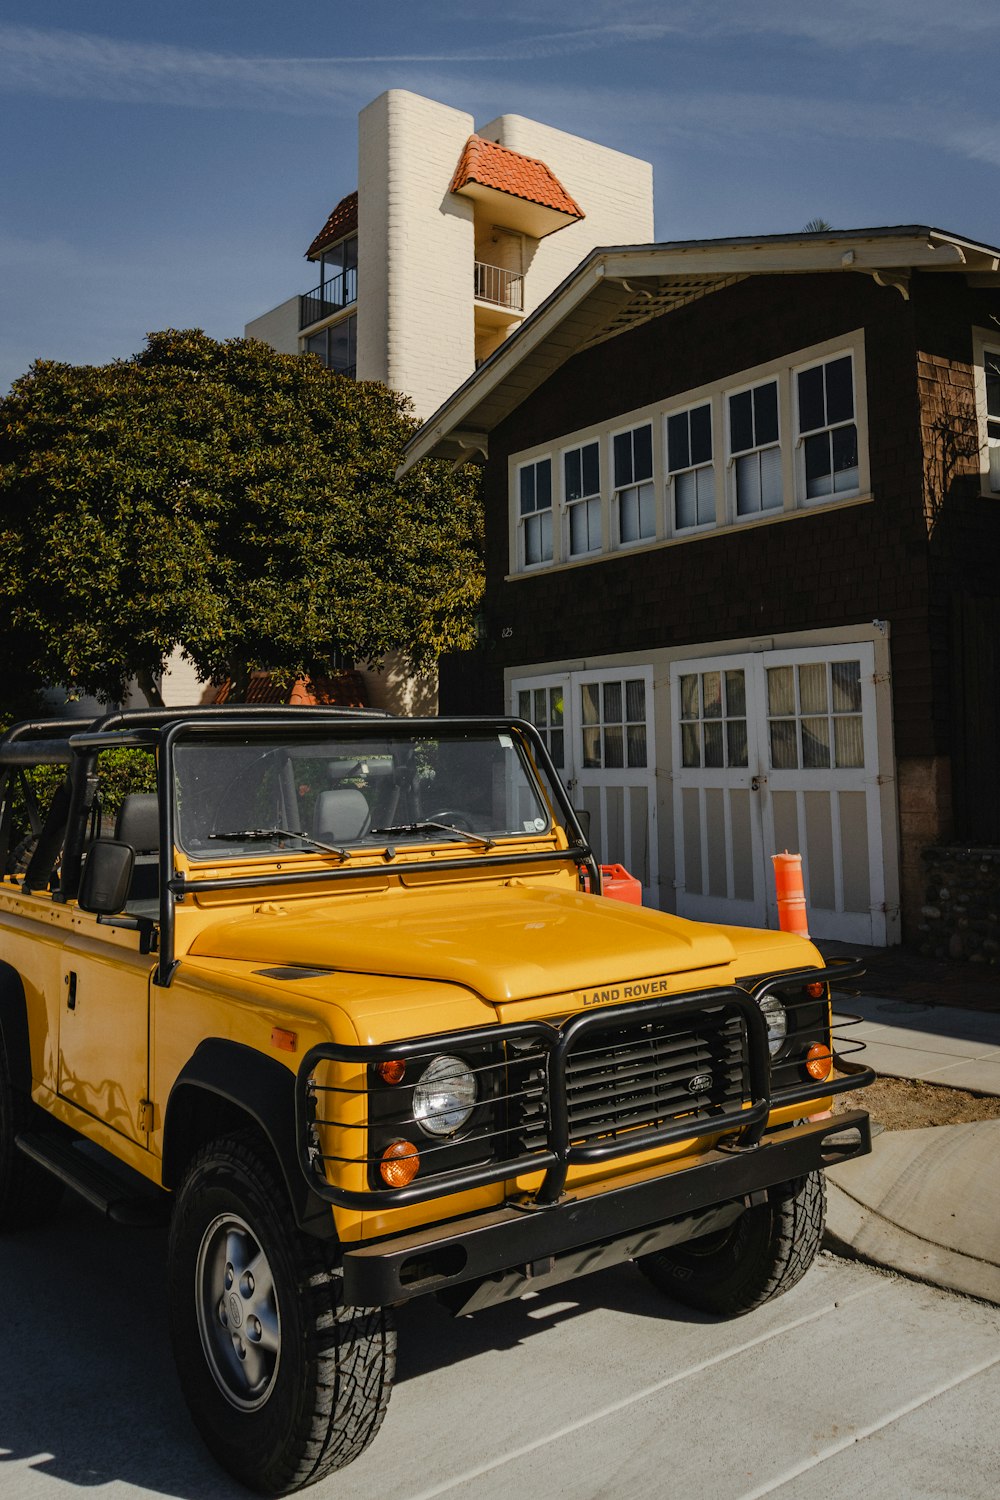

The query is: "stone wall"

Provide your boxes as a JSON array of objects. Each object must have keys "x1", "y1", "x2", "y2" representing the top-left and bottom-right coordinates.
[{"x1": 919, "y1": 846, "x2": 1000, "y2": 965}]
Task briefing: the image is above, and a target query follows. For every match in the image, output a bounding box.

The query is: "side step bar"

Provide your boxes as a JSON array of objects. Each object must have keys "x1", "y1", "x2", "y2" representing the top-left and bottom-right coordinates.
[{"x1": 16, "y1": 1132, "x2": 169, "y2": 1227}]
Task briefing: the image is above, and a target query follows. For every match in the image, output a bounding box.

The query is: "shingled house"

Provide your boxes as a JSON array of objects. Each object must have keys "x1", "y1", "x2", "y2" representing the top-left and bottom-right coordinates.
[{"x1": 403, "y1": 227, "x2": 1000, "y2": 945}]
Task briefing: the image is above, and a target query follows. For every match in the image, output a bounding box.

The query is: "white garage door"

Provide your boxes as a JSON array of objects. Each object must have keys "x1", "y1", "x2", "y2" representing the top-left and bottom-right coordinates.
[
  {"x1": 670, "y1": 644, "x2": 890, "y2": 944},
  {"x1": 511, "y1": 668, "x2": 658, "y2": 905}
]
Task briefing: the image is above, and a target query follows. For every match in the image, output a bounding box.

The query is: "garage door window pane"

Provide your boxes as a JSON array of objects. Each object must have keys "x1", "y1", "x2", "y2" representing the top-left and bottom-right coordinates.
[
  {"x1": 702, "y1": 671, "x2": 722, "y2": 717},
  {"x1": 682, "y1": 722, "x2": 701, "y2": 767},
  {"x1": 832, "y1": 660, "x2": 862, "y2": 712},
  {"x1": 680, "y1": 674, "x2": 699, "y2": 719},
  {"x1": 799, "y1": 663, "x2": 828, "y2": 714},
  {"x1": 770, "y1": 719, "x2": 798, "y2": 769},
  {"x1": 626, "y1": 679, "x2": 646, "y2": 722},
  {"x1": 834, "y1": 716, "x2": 865, "y2": 768},
  {"x1": 627, "y1": 725, "x2": 647, "y2": 768},
  {"x1": 727, "y1": 719, "x2": 748, "y2": 767},
  {"x1": 802, "y1": 717, "x2": 832, "y2": 769},
  {"x1": 604, "y1": 726, "x2": 624, "y2": 768},
  {"x1": 704, "y1": 722, "x2": 724, "y2": 767},
  {"x1": 767, "y1": 666, "x2": 795, "y2": 716}
]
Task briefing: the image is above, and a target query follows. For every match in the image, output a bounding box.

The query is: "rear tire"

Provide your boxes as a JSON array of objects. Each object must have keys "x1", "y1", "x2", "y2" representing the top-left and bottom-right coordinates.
[
  {"x1": 0, "y1": 1027, "x2": 63, "y2": 1231},
  {"x1": 168, "y1": 1132, "x2": 395, "y2": 1496},
  {"x1": 638, "y1": 1172, "x2": 826, "y2": 1316}
]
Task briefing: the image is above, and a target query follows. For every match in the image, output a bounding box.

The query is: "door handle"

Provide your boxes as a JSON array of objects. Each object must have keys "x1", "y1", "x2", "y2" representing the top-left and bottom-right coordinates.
[
  {"x1": 751, "y1": 775, "x2": 767, "y2": 792},
  {"x1": 65, "y1": 971, "x2": 78, "y2": 1010}
]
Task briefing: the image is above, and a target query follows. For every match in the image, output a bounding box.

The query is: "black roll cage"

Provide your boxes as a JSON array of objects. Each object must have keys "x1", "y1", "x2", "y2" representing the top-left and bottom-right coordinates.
[{"x1": 0, "y1": 707, "x2": 600, "y2": 988}]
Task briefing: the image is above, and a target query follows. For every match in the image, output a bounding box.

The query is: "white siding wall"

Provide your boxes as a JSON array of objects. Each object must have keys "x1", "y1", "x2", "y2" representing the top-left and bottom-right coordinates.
[
  {"x1": 479, "y1": 114, "x2": 654, "y2": 317},
  {"x1": 358, "y1": 90, "x2": 476, "y2": 421},
  {"x1": 244, "y1": 296, "x2": 301, "y2": 355}
]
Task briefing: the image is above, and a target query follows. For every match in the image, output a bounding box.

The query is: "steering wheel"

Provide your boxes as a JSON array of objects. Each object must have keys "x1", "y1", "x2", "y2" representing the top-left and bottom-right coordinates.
[{"x1": 426, "y1": 810, "x2": 475, "y2": 832}]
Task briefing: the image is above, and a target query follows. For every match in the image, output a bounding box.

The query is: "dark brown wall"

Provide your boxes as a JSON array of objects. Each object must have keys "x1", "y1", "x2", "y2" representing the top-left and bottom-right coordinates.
[{"x1": 456, "y1": 270, "x2": 1000, "y2": 771}]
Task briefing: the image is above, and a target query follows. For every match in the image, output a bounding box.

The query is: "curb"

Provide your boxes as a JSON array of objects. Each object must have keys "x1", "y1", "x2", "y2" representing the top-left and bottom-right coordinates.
[{"x1": 824, "y1": 1179, "x2": 1000, "y2": 1307}]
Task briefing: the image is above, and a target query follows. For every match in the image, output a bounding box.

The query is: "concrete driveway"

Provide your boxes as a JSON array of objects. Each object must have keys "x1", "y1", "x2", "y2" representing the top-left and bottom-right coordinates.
[{"x1": 1, "y1": 1196, "x2": 998, "y2": 1500}]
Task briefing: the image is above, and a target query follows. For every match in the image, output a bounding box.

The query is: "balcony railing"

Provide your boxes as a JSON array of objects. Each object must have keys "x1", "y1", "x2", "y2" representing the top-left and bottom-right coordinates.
[
  {"x1": 475, "y1": 261, "x2": 523, "y2": 312},
  {"x1": 299, "y1": 266, "x2": 358, "y2": 329}
]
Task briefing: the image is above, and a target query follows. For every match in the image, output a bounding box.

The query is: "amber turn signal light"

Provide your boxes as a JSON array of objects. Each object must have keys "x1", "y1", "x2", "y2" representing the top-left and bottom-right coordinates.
[
  {"x1": 805, "y1": 1043, "x2": 833, "y2": 1080},
  {"x1": 380, "y1": 1140, "x2": 419, "y2": 1187},
  {"x1": 806, "y1": 981, "x2": 826, "y2": 998},
  {"x1": 376, "y1": 1059, "x2": 406, "y2": 1085}
]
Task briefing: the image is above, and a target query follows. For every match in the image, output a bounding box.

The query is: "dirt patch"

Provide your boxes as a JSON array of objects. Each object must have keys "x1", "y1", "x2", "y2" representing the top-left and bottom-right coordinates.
[{"x1": 833, "y1": 1074, "x2": 1000, "y2": 1131}]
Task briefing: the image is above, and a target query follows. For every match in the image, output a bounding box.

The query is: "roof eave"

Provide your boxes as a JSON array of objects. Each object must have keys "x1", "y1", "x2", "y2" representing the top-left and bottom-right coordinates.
[{"x1": 400, "y1": 227, "x2": 1000, "y2": 473}]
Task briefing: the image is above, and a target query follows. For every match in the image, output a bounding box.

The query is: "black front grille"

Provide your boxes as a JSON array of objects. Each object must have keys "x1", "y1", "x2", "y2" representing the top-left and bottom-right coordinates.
[{"x1": 511, "y1": 1010, "x2": 748, "y2": 1154}]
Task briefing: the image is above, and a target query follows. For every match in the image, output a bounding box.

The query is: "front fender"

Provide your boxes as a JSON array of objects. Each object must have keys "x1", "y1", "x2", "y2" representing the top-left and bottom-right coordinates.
[{"x1": 162, "y1": 1038, "x2": 334, "y2": 1239}]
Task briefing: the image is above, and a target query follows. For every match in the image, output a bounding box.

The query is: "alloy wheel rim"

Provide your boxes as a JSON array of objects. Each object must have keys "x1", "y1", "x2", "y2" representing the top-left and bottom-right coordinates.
[{"x1": 194, "y1": 1212, "x2": 281, "y2": 1411}]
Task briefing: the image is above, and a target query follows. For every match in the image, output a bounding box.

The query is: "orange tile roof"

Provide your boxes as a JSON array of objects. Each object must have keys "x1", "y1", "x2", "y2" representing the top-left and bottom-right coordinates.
[
  {"x1": 450, "y1": 136, "x2": 584, "y2": 219},
  {"x1": 306, "y1": 190, "x2": 359, "y2": 259},
  {"x1": 211, "y1": 671, "x2": 369, "y2": 708}
]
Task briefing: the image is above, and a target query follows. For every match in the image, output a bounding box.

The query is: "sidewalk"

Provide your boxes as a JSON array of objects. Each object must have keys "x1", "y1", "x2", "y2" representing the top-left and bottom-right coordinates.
[{"x1": 819, "y1": 945, "x2": 1000, "y2": 1305}]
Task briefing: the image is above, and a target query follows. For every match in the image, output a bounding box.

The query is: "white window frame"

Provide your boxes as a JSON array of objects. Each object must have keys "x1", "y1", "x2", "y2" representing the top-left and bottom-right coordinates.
[
  {"x1": 506, "y1": 332, "x2": 869, "y2": 575},
  {"x1": 516, "y1": 456, "x2": 554, "y2": 570},
  {"x1": 561, "y1": 438, "x2": 603, "y2": 558},
  {"x1": 973, "y1": 327, "x2": 1000, "y2": 496},
  {"x1": 611, "y1": 420, "x2": 656, "y2": 549},
  {"x1": 793, "y1": 349, "x2": 862, "y2": 506},
  {"x1": 726, "y1": 375, "x2": 783, "y2": 522},
  {"x1": 665, "y1": 400, "x2": 716, "y2": 535}
]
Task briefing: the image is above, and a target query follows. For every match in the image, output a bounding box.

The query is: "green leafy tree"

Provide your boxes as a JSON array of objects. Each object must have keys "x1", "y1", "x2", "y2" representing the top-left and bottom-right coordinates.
[{"x1": 0, "y1": 330, "x2": 482, "y2": 705}]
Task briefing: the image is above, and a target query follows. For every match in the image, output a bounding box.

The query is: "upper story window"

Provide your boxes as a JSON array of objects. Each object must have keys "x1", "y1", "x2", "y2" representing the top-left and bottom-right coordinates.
[
  {"x1": 796, "y1": 353, "x2": 858, "y2": 500},
  {"x1": 564, "y1": 441, "x2": 602, "y2": 556},
  {"x1": 508, "y1": 333, "x2": 868, "y2": 576},
  {"x1": 613, "y1": 423, "x2": 654, "y2": 545},
  {"x1": 667, "y1": 403, "x2": 714, "y2": 532},
  {"x1": 729, "y1": 380, "x2": 781, "y2": 517},
  {"x1": 974, "y1": 330, "x2": 1000, "y2": 494},
  {"x1": 519, "y1": 458, "x2": 553, "y2": 567},
  {"x1": 305, "y1": 312, "x2": 356, "y2": 377}
]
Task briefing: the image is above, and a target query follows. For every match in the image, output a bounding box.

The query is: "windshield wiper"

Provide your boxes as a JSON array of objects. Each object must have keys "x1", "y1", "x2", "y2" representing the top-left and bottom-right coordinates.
[
  {"x1": 370, "y1": 821, "x2": 495, "y2": 850},
  {"x1": 208, "y1": 828, "x2": 349, "y2": 858}
]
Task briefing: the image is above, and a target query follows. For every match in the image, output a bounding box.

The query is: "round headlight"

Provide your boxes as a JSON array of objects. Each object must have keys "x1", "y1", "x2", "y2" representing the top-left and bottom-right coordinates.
[
  {"x1": 412, "y1": 1055, "x2": 477, "y2": 1138},
  {"x1": 758, "y1": 992, "x2": 788, "y2": 1057}
]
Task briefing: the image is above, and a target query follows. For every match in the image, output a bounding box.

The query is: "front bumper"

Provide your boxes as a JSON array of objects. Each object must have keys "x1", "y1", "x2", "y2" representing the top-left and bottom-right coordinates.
[{"x1": 341, "y1": 1109, "x2": 871, "y2": 1306}]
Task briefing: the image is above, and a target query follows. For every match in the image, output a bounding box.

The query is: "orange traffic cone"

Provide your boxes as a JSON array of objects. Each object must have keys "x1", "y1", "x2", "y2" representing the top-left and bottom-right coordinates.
[{"x1": 772, "y1": 851, "x2": 809, "y2": 937}]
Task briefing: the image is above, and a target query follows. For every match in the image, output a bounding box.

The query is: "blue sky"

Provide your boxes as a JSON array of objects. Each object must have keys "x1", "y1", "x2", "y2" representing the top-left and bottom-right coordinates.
[{"x1": 2, "y1": 0, "x2": 998, "y2": 392}]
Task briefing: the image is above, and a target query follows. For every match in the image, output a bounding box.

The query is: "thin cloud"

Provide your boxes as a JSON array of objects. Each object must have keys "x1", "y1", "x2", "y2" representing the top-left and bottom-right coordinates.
[
  {"x1": 0, "y1": 21, "x2": 672, "y2": 113},
  {"x1": 500, "y1": 0, "x2": 1000, "y2": 51}
]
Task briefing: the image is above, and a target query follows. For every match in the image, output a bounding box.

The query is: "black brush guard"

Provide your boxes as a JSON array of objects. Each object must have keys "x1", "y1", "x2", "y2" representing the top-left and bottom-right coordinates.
[{"x1": 294, "y1": 963, "x2": 873, "y2": 1212}]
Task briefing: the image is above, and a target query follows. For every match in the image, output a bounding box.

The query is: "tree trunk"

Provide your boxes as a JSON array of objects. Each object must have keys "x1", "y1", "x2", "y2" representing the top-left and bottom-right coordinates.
[
  {"x1": 135, "y1": 667, "x2": 165, "y2": 708},
  {"x1": 227, "y1": 659, "x2": 251, "y2": 703}
]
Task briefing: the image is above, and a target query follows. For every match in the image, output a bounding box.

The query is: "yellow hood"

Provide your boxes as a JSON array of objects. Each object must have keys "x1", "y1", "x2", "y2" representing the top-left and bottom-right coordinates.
[{"x1": 188, "y1": 885, "x2": 738, "y2": 1004}]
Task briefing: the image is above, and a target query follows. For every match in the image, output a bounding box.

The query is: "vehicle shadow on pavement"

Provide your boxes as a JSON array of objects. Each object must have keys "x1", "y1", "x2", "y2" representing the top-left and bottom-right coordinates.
[
  {"x1": 394, "y1": 1263, "x2": 716, "y2": 1385},
  {"x1": 0, "y1": 1200, "x2": 711, "y2": 1496},
  {"x1": 0, "y1": 1199, "x2": 244, "y2": 1500}
]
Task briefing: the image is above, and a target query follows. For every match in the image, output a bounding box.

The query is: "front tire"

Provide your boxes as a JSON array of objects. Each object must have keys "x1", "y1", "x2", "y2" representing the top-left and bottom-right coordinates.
[
  {"x1": 168, "y1": 1133, "x2": 395, "y2": 1495},
  {"x1": 638, "y1": 1172, "x2": 826, "y2": 1316}
]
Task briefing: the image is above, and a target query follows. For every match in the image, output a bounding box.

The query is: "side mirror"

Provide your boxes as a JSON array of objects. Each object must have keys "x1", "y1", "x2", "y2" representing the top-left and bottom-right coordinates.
[
  {"x1": 572, "y1": 808, "x2": 592, "y2": 841},
  {"x1": 78, "y1": 840, "x2": 134, "y2": 915}
]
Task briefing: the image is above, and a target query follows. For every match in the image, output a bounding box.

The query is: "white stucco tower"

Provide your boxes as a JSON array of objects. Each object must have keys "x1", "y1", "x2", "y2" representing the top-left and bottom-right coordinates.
[{"x1": 246, "y1": 90, "x2": 654, "y2": 421}]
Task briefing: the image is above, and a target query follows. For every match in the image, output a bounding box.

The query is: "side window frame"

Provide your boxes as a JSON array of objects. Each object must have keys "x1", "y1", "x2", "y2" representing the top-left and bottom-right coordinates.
[
  {"x1": 516, "y1": 456, "x2": 554, "y2": 570},
  {"x1": 562, "y1": 439, "x2": 603, "y2": 558},
  {"x1": 612, "y1": 421, "x2": 656, "y2": 548}
]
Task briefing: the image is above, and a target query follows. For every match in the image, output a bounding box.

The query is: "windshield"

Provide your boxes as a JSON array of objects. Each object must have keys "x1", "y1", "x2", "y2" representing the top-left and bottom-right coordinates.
[{"x1": 172, "y1": 726, "x2": 554, "y2": 860}]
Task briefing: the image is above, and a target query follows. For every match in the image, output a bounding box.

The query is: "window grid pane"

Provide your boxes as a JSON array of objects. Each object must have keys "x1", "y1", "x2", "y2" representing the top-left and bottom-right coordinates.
[
  {"x1": 766, "y1": 660, "x2": 866, "y2": 773},
  {"x1": 680, "y1": 670, "x2": 747, "y2": 768},
  {"x1": 581, "y1": 677, "x2": 649, "y2": 769}
]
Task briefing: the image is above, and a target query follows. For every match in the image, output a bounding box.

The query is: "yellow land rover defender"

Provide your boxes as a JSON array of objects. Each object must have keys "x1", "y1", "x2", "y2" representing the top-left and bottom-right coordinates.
[{"x1": 0, "y1": 707, "x2": 872, "y2": 1494}]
